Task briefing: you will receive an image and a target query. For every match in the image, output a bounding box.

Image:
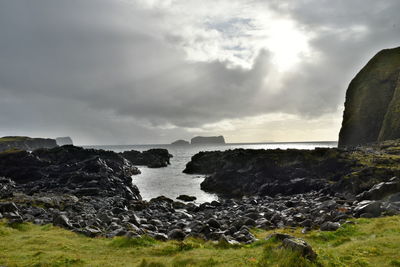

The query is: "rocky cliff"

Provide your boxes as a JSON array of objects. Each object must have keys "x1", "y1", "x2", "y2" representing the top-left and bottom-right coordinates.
[
  {"x1": 191, "y1": 136, "x2": 225, "y2": 145},
  {"x1": 339, "y1": 47, "x2": 400, "y2": 147},
  {"x1": 0, "y1": 136, "x2": 58, "y2": 152},
  {"x1": 56, "y1": 137, "x2": 73, "y2": 146}
]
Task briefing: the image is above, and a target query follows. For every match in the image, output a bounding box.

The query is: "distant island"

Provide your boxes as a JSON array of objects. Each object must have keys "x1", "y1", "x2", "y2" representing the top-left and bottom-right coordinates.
[
  {"x1": 171, "y1": 139, "x2": 190, "y2": 146},
  {"x1": 171, "y1": 136, "x2": 226, "y2": 145},
  {"x1": 56, "y1": 137, "x2": 74, "y2": 146},
  {"x1": 191, "y1": 135, "x2": 225, "y2": 145}
]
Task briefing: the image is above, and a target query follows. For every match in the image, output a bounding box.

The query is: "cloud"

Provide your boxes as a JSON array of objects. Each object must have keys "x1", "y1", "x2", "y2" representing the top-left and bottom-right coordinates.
[{"x1": 0, "y1": 0, "x2": 399, "y2": 144}]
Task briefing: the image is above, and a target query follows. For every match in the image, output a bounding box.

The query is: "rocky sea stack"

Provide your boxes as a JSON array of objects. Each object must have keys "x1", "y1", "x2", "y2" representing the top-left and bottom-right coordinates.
[{"x1": 339, "y1": 47, "x2": 400, "y2": 147}]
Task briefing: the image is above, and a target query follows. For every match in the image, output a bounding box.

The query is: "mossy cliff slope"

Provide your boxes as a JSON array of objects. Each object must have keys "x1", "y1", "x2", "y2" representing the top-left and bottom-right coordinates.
[
  {"x1": 0, "y1": 136, "x2": 57, "y2": 152},
  {"x1": 339, "y1": 47, "x2": 400, "y2": 147}
]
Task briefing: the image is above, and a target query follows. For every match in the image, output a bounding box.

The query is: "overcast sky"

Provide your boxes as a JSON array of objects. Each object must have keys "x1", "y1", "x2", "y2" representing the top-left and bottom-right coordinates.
[{"x1": 0, "y1": 0, "x2": 399, "y2": 145}]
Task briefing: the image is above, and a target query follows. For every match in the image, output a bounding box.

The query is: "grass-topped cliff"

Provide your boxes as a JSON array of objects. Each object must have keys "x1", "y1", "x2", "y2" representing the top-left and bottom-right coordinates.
[
  {"x1": 339, "y1": 47, "x2": 400, "y2": 147},
  {"x1": 0, "y1": 136, "x2": 57, "y2": 152},
  {"x1": 1, "y1": 216, "x2": 400, "y2": 267}
]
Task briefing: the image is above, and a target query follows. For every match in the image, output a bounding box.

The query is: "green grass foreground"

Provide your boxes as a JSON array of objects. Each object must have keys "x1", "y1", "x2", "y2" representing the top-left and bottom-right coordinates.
[{"x1": 1, "y1": 216, "x2": 400, "y2": 267}]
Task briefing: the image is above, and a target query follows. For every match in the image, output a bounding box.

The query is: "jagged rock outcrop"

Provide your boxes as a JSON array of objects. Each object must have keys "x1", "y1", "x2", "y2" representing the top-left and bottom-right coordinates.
[
  {"x1": 0, "y1": 136, "x2": 57, "y2": 152},
  {"x1": 191, "y1": 135, "x2": 225, "y2": 145},
  {"x1": 56, "y1": 137, "x2": 73, "y2": 146},
  {"x1": 339, "y1": 47, "x2": 400, "y2": 147},
  {"x1": 0, "y1": 145, "x2": 141, "y2": 200},
  {"x1": 184, "y1": 140, "x2": 400, "y2": 197},
  {"x1": 120, "y1": 149, "x2": 172, "y2": 168},
  {"x1": 184, "y1": 148, "x2": 352, "y2": 197}
]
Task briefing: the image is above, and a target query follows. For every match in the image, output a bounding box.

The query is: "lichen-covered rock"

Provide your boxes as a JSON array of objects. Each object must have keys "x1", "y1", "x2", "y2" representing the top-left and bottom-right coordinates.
[{"x1": 339, "y1": 47, "x2": 400, "y2": 147}]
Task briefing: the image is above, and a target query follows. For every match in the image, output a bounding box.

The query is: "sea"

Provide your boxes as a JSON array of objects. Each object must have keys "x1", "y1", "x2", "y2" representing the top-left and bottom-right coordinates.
[{"x1": 87, "y1": 142, "x2": 337, "y2": 203}]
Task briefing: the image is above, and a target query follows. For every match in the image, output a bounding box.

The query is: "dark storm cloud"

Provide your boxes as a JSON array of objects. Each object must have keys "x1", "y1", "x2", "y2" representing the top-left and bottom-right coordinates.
[{"x1": 0, "y1": 0, "x2": 399, "y2": 144}]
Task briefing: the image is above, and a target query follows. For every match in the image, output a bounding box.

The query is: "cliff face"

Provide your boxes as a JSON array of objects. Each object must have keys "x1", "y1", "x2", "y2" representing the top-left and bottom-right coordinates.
[
  {"x1": 56, "y1": 137, "x2": 73, "y2": 146},
  {"x1": 339, "y1": 47, "x2": 400, "y2": 147},
  {"x1": 0, "y1": 136, "x2": 58, "y2": 152},
  {"x1": 191, "y1": 136, "x2": 225, "y2": 145}
]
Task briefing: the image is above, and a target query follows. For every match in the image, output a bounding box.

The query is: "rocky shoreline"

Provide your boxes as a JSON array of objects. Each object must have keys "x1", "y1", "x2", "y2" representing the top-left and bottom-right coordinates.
[{"x1": 1, "y1": 142, "x2": 400, "y2": 244}]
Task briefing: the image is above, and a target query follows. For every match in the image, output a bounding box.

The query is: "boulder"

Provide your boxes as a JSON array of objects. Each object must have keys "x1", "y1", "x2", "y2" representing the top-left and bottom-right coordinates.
[
  {"x1": 53, "y1": 214, "x2": 73, "y2": 228},
  {"x1": 206, "y1": 218, "x2": 221, "y2": 229},
  {"x1": 0, "y1": 177, "x2": 16, "y2": 199},
  {"x1": 167, "y1": 229, "x2": 186, "y2": 240},
  {"x1": 0, "y1": 202, "x2": 18, "y2": 213},
  {"x1": 282, "y1": 237, "x2": 317, "y2": 260},
  {"x1": 320, "y1": 222, "x2": 340, "y2": 231},
  {"x1": 356, "y1": 177, "x2": 400, "y2": 200},
  {"x1": 354, "y1": 200, "x2": 382, "y2": 217}
]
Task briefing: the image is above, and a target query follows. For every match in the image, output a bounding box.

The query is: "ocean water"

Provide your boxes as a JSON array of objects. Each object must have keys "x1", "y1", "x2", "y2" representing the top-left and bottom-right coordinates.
[{"x1": 89, "y1": 142, "x2": 337, "y2": 203}]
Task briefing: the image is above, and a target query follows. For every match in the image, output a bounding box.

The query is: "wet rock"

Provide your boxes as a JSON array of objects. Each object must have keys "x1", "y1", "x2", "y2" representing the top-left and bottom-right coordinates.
[
  {"x1": 4, "y1": 211, "x2": 23, "y2": 223},
  {"x1": 354, "y1": 200, "x2": 382, "y2": 217},
  {"x1": 206, "y1": 218, "x2": 221, "y2": 229},
  {"x1": 0, "y1": 202, "x2": 18, "y2": 213},
  {"x1": 177, "y1": 195, "x2": 197, "y2": 202},
  {"x1": 53, "y1": 214, "x2": 73, "y2": 228},
  {"x1": 357, "y1": 177, "x2": 400, "y2": 201},
  {"x1": 78, "y1": 226, "x2": 102, "y2": 237},
  {"x1": 120, "y1": 149, "x2": 172, "y2": 168},
  {"x1": 0, "y1": 177, "x2": 16, "y2": 199},
  {"x1": 388, "y1": 193, "x2": 400, "y2": 202}
]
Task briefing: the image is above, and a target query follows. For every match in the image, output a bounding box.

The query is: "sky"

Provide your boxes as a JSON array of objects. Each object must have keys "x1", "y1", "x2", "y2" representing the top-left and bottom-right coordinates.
[{"x1": 0, "y1": 0, "x2": 400, "y2": 145}]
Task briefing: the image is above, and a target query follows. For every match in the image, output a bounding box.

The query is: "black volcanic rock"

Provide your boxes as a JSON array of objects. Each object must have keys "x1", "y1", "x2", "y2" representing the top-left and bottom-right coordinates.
[
  {"x1": 186, "y1": 140, "x2": 400, "y2": 198},
  {"x1": 185, "y1": 148, "x2": 350, "y2": 197},
  {"x1": 120, "y1": 149, "x2": 172, "y2": 168},
  {"x1": 339, "y1": 47, "x2": 400, "y2": 147},
  {"x1": 56, "y1": 137, "x2": 73, "y2": 146},
  {"x1": 0, "y1": 136, "x2": 57, "y2": 152},
  {"x1": 0, "y1": 145, "x2": 141, "y2": 200},
  {"x1": 171, "y1": 139, "x2": 190, "y2": 146},
  {"x1": 191, "y1": 136, "x2": 225, "y2": 145}
]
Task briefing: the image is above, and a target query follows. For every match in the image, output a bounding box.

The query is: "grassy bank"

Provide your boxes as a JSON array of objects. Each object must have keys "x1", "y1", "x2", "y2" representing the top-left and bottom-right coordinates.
[{"x1": 1, "y1": 216, "x2": 400, "y2": 267}]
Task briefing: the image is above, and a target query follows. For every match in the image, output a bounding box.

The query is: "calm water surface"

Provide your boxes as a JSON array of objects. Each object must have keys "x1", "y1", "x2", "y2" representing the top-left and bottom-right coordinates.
[{"x1": 88, "y1": 142, "x2": 337, "y2": 203}]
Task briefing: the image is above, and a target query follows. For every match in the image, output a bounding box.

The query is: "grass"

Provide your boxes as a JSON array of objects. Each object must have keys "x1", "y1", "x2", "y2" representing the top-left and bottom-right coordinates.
[
  {"x1": 0, "y1": 216, "x2": 400, "y2": 266},
  {"x1": 0, "y1": 136, "x2": 31, "y2": 143}
]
